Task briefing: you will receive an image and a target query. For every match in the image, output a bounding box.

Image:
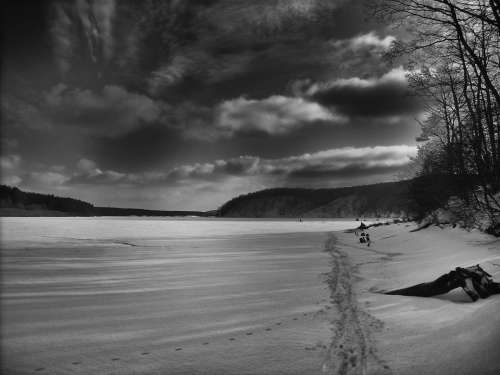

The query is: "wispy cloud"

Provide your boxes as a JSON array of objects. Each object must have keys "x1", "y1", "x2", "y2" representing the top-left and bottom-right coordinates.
[
  {"x1": 341, "y1": 31, "x2": 396, "y2": 51},
  {"x1": 51, "y1": 0, "x2": 115, "y2": 75},
  {"x1": 61, "y1": 145, "x2": 417, "y2": 187}
]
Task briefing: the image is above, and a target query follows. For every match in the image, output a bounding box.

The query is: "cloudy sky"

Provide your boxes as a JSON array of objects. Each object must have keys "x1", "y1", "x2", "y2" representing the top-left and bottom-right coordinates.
[{"x1": 1, "y1": 0, "x2": 423, "y2": 210}]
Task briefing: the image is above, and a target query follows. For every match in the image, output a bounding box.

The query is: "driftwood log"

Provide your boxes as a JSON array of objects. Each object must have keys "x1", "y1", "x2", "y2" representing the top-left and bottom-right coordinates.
[{"x1": 386, "y1": 265, "x2": 500, "y2": 301}]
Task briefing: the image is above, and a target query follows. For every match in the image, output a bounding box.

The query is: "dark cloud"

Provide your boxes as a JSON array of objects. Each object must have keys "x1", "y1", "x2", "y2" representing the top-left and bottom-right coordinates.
[
  {"x1": 139, "y1": 0, "x2": 348, "y2": 95},
  {"x1": 44, "y1": 84, "x2": 164, "y2": 136},
  {"x1": 43, "y1": 0, "x2": 389, "y2": 99},
  {"x1": 3, "y1": 83, "x2": 165, "y2": 137},
  {"x1": 301, "y1": 67, "x2": 423, "y2": 118},
  {"x1": 289, "y1": 163, "x2": 406, "y2": 179}
]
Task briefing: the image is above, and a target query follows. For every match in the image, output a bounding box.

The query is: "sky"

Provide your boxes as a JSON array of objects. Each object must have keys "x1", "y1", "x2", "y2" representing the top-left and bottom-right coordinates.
[{"x1": 1, "y1": 0, "x2": 423, "y2": 210}]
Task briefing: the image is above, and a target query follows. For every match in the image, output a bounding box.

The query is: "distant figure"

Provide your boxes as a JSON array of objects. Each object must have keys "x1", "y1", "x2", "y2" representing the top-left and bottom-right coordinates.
[
  {"x1": 366, "y1": 233, "x2": 371, "y2": 247},
  {"x1": 299, "y1": 218, "x2": 302, "y2": 222},
  {"x1": 355, "y1": 222, "x2": 368, "y2": 237},
  {"x1": 359, "y1": 232, "x2": 366, "y2": 243}
]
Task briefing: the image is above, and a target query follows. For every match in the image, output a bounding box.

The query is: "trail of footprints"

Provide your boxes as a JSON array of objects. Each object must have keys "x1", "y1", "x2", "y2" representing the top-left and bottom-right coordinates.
[{"x1": 31, "y1": 304, "x2": 331, "y2": 372}]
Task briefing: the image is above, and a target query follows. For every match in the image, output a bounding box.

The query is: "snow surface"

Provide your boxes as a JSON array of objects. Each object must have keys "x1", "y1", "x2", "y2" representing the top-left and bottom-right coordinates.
[{"x1": 1, "y1": 217, "x2": 355, "y2": 375}]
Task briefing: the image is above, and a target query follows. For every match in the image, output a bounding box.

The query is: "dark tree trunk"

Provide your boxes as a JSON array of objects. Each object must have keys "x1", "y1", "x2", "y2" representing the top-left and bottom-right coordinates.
[
  {"x1": 385, "y1": 267, "x2": 500, "y2": 301},
  {"x1": 386, "y1": 272, "x2": 463, "y2": 297}
]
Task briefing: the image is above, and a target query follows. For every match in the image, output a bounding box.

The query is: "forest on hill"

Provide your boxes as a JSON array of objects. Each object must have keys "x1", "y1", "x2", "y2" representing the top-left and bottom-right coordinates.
[
  {"x1": 1, "y1": 174, "x2": 468, "y2": 219},
  {"x1": 0, "y1": 185, "x2": 211, "y2": 217},
  {"x1": 217, "y1": 182, "x2": 408, "y2": 218},
  {"x1": 217, "y1": 176, "x2": 465, "y2": 219}
]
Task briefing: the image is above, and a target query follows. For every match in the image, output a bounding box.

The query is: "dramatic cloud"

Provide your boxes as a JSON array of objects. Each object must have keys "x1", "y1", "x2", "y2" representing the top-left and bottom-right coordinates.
[
  {"x1": 142, "y1": 0, "x2": 348, "y2": 94},
  {"x1": 297, "y1": 67, "x2": 423, "y2": 118},
  {"x1": 215, "y1": 96, "x2": 345, "y2": 136},
  {"x1": 45, "y1": 0, "x2": 370, "y2": 97},
  {"x1": 3, "y1": 1, "x2": 421, "y2": 209}
]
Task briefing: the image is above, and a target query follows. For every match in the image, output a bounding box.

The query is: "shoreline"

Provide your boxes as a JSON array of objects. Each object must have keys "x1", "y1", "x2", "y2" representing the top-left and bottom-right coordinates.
[{"x1": 330, "y1": 223, "x2": 500, "y2": 375}]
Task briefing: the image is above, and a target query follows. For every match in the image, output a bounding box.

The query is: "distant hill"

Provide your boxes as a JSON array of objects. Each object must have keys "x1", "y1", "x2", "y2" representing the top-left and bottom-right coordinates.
[
  {"x1": 217, "y1": 180, "x2": 414, "y2": 218},
  {"x1": 0, "y1": 185, "x2": 212, "y2": 217},
  {"x1": 2, "y1": 177, "x2": 456, "y2": 219}
]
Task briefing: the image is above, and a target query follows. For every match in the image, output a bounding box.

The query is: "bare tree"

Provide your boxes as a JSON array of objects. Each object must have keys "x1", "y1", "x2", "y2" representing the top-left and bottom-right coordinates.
[{"x1": 374, "y1": 0, "x2": 500, "y2": 226}]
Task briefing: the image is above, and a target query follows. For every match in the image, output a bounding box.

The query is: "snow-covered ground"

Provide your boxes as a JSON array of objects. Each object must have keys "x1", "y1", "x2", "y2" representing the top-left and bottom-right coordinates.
[
  {"x1": 1, "y1": 218, "x2": 355, "y2": 375},
  {"x1": 2, "y1": 217, "x2": 498, "y2": 375},
  {"x1": 1, "y1": 217, "x2": 358, "y2": 245},
  {"x1": 332, "y1": 223, "x2": 500, "y2": 375}
]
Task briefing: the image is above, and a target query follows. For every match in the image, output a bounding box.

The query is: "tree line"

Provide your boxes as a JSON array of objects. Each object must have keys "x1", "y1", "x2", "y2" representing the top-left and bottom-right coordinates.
[
  {"x1": 217, "y1": 180, "x2": 415, "y2": 218},
  {"x1": 0, "y1": 185, "x2": 211, "y2": 216},
  {"x1": 375, "y1": 0, "x2": 500, "y2": 229}
]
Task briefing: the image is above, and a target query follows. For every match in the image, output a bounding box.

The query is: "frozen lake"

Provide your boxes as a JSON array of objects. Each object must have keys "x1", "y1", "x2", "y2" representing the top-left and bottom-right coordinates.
[{"x1": 1, "y1": 217, "x2": 356, "y2": 375}]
